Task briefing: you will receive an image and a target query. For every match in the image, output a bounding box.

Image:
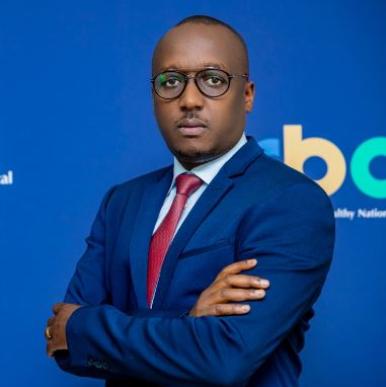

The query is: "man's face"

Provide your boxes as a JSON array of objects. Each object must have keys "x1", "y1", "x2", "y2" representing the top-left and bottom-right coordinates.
[{"x1": 152, "y1": 23, "x2": 255, "y2": 169}]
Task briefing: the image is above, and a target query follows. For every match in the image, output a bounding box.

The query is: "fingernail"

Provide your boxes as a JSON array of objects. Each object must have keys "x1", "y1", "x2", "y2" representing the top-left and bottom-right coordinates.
[
  {"x1": 247, "y1": 259, "x2": 257, "y2": 265},
  {"x1": 241, "y1": 305, "x2": 250, "y2": 312},
  {"x1": 260, "y1": 280, "x2": 270, "y2": 287}
]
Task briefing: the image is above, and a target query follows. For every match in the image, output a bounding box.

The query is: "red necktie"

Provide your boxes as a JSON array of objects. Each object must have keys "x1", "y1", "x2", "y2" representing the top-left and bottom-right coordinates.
[{"x1": 146, "y1": 173, "x2": 203, "y2": 307}]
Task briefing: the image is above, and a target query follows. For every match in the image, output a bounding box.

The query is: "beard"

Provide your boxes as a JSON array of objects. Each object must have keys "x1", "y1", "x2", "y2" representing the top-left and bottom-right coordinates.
[{"x1": 172, "y1": 146, "x2": 228, "y2": 169}]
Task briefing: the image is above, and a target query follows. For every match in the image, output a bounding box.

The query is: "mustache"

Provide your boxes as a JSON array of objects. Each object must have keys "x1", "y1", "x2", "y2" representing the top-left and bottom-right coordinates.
[{"x1": 175, "y1": 115, "x2": 208, "y2": 128}]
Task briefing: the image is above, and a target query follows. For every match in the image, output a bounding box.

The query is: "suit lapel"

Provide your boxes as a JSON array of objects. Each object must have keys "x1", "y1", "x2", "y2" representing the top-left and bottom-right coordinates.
[
  {"x1": 151, "y1": 137, "x2": 264, "y2": 310},
  {"x1": 126, "y1": 167, "x2": 173, "y2": 309},
  {"x1": 151, "y1": 175, "x2": 234, "y2": 310}
]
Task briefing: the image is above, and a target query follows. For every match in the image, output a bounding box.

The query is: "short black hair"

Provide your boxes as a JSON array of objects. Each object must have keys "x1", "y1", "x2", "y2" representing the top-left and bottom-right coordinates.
[{"x1": 175, "y1": 15, "x2": 249, "y2": 71}]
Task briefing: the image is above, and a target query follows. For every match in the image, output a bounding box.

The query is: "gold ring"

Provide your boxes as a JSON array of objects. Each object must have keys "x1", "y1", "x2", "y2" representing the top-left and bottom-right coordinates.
[{"x1": 45, "y1": 326, "x2": 52, "y2": 340}]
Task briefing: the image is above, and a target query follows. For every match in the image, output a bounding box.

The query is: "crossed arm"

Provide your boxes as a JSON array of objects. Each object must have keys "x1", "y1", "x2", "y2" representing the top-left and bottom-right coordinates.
[
  {"x1": 45, "y1": 182, "x2": 335, "y2": 385},
  {"x1": 46, "y1": 258, "x2": 268, "y2": 353}
]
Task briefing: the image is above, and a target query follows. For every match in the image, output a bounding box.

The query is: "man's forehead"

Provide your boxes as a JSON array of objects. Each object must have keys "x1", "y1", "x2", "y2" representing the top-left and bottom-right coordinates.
[{"x1": 152, "y1": 24, "x2": 245, "y2": 74}]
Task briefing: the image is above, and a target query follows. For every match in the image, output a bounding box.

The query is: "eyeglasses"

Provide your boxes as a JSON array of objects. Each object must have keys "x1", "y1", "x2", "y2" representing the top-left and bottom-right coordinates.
[{"x1": 151, "y1": 68, "x2": 248, "y2": 100}]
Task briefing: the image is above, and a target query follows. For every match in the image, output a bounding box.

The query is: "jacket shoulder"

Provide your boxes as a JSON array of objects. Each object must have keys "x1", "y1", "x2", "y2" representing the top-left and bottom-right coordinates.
[
  {"x1": 115, "y1": 165, "x2": 171, "y2": 192},
  {"x1": 251, "y1": 153, "x2": 330, "y2": 197},
  {"x1": 241, "y1": 153, "x2": 335, "y2": 225}
]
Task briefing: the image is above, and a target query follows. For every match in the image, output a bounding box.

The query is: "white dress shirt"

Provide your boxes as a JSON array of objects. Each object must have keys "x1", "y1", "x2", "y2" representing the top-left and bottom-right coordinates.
[{"x1": 152, "y1": 132, "x2": 248, "y2": 238}]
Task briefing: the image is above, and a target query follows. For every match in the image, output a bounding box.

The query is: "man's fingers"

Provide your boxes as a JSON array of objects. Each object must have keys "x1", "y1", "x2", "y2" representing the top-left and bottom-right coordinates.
[
  {"x1": 215, "y1": 258, "x2": 257, "y2": 280},
  {"x1": 206, "y1": 303, "x2": 251, "y2": 316},
  {"x1": 46, "y1": 342, "x2": 51, "y2": 356},
  {"x1": 47, "y1": 342, "x2": 53, "y2": 357},
  {"x1": 46, "y1": 316, "x2": 55, "y2": 327},
  {"x1": 52, "y1": 303, "x2": 64, "y2": 315},
  {"x1": 212, "y1": 274, "x2": 270, "y2": 291},
  {"x1": 47, "y1": 342, "x2": 57, "y2": 357},
  {"x1": 46, "y1": 334, "x2": 56, "y2": 356},
  {"x1": 214, "y1": 288, "x2": 266, "y2": 304}
]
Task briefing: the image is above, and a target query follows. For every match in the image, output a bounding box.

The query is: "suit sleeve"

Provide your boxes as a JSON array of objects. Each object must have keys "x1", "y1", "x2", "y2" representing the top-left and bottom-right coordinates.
[
  {"x1": 61, "y1": 185, "x2": 117, "y2": 306},
  {"x1": 57, "y1": 182, "x2": 335, "y2": 385}
]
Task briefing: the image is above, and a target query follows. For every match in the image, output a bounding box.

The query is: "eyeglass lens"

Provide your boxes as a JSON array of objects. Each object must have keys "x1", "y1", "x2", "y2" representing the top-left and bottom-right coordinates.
[{"x1": 154, "y1": 69, "x2": 230, "y2": 99}]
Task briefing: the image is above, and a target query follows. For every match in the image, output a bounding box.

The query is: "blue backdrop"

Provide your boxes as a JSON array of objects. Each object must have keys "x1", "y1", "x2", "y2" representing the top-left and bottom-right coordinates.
[{"x1": 1, "y1": 1, "x2": 385, "y2": 386}]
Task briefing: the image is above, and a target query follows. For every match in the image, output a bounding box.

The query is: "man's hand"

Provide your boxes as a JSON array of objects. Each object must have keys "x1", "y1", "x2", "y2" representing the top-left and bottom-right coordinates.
[
  {"x1": 45, "y1": 302, "x2": 82, "y2": 357},
  {"x1": 189, "y1": 259, "x2": 269, "y2": 317}
]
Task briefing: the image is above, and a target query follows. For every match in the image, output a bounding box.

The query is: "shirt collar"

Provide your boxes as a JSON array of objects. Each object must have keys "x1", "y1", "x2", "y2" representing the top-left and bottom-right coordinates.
[{"x1": 168, "y1": 132, "x2": 247, "y2": 194}]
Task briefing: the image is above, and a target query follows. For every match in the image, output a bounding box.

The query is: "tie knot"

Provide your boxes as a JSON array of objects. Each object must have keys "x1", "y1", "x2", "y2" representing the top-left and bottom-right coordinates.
[{"x1": 175, "y1": 173, "x2": 203, "y2": 196}]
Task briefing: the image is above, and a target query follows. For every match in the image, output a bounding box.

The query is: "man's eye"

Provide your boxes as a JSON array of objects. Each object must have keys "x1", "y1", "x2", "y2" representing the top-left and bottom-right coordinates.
[
  {"x1": 160, "y1": 76, "x2": 182, "y2": 88},
  {"x1": 204, "y1": 75, "x2": 226, "y2": 87},
  {"x1": 166, "y1": 78, "x2": 179, "y2": 87}
]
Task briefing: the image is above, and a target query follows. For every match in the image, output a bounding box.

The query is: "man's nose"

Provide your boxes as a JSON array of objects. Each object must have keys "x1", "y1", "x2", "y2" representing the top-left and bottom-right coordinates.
[{"x1": 178, "y1": 79, "x2": 204, "y2": 110}]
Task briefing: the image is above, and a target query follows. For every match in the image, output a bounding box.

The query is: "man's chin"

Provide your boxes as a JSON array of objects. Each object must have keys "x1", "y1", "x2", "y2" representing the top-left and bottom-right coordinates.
[{"x1": 173, "y1": 148, "x2": 224, "y2": 166}]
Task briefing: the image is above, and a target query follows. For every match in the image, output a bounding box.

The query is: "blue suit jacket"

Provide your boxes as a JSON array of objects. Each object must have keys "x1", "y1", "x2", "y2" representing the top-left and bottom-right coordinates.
[{"x1": 55, "y1": 136, "x2": 335, "y2": 386}]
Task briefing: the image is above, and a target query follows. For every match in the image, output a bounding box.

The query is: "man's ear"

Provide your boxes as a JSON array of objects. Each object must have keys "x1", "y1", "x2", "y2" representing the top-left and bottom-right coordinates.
[{"x1": 244, "y1": 81, "x2": 255, "y2": 113}]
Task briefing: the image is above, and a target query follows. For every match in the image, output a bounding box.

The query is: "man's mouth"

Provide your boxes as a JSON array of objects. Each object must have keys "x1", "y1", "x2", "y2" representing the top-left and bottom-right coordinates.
[{"x1": 176, "y1": 118, "x2": 208, "y2": 136}]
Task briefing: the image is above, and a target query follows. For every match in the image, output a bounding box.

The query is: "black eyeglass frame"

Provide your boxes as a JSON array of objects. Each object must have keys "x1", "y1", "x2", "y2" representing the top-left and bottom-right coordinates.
[{"x1": 150, "y1": 68, "x2": 249, "y2": 100}]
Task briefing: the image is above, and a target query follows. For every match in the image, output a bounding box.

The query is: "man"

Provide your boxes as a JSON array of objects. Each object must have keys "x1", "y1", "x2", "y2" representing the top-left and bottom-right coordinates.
[{"x1": 45, "y1": 15, "x2": 335, "y2": 386}]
